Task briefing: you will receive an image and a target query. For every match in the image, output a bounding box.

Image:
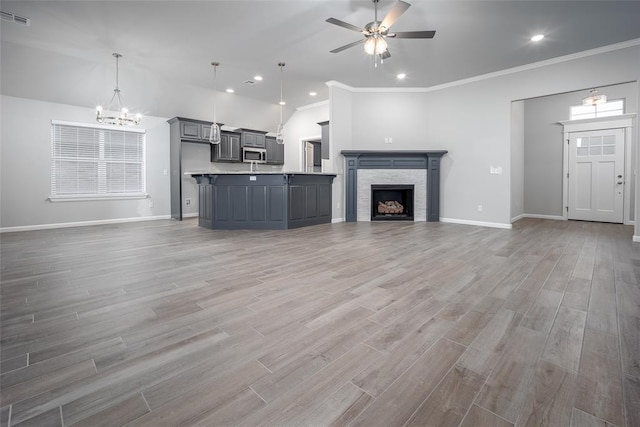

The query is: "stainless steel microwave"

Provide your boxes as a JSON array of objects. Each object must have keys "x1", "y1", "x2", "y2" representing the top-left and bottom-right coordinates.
[{"x1": 242, "y1": 147, "x2": 266, "y2": 163}]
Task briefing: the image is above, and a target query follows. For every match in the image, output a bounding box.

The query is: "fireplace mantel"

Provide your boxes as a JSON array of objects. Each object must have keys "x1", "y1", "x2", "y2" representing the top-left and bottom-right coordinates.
[{"x1": 341, "y1": 150, "x2": 448, "y2": 222}]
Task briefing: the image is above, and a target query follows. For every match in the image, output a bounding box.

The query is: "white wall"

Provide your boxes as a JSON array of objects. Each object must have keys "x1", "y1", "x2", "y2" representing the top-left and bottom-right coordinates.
[
  {"x1": 350, "y1": 92, "x2": 431, "y2": 149},
  {"x1": 282, "y1": 101, "x2": 329, "y2": 172},
  {"x1": 511, "y1": 101, "x2": 525, "y2": 221},
  {"x1": 0, "y1": 95, "x2": 171, "y2": 229},
  {"x1": 329, "y1": 43, "x2": 640, "y2": 228},
  {"x1": 328, "y1": 84, "x2": 354, "y2": 221}
]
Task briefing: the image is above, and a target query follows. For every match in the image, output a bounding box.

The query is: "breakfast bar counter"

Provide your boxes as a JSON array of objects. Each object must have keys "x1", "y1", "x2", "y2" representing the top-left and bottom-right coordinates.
[{"x1": 188, "y1": 172, "x2": 337, "y2": 230}]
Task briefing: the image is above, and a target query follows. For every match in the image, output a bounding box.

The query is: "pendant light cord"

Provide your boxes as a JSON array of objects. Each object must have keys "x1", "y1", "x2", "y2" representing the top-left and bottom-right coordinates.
[
  {"x1": 276, "y1": 62, "x2": 286, "y2": 144},
  {"x1": 279, "y1": 62, "x2": 285, "y2": 122},
  {"x1": 212, "y1": 62, "x2": 219, "y2": 123},
  {"x1": 112, "y1": 53, "x2": 123, "y2": 110}
]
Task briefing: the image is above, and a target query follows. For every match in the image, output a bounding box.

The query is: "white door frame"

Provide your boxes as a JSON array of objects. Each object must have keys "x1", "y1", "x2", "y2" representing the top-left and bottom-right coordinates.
[
  {"x1": 560, "y1": 113, "x2": 636, "y2": 224},
  {"x1": 299, "y1": 135, "x2": 321, "y2": 172}
]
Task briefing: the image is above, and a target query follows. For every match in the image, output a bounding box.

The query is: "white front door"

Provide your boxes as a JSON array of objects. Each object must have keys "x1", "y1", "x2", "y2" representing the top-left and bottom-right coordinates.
[{"x1": 568, "y1": 129, "x2": 625, "y2": 223}]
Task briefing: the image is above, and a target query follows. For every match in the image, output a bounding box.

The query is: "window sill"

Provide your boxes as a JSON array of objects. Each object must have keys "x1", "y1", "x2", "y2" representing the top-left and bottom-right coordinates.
[{"x1": 47, "y1": 194, "x2": 149, "y2": 202}]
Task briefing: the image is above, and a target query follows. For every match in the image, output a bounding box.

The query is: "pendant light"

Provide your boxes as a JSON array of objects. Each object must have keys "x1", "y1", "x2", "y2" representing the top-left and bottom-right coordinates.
[
  {"x1": 209, "y1": 62, "x2": 222, "y2": 144},
  {"x1": 276, "y1": 62, "x2": 285, "y2": 145},
  {"x1": 582, "y1": 88, "x2": 607, "y2": 106},
  {"x1": 96, "y1": 53, "x2": 141, "y2": 126}
]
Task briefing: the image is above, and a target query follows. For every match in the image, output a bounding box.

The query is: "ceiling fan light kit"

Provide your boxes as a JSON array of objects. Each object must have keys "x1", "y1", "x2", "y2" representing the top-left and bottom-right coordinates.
[
  {"x1": 364, "y1": 36, "x2": 388, "y2": 55},
  {"x1": 327, "y1": 0, "x2": 435, "y2": 65},
  {"x1": 96, "y1": 53, "x2": 141, "y2": 126}
]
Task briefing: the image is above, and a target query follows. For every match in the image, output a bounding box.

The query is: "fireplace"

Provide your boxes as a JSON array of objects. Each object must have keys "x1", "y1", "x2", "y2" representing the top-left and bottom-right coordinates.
[
  {"x1": 371, "y1": 184, "x2": 414, "y2": 221},
  {"x1": 342, "y1": 150, "x2": 448, "y2": 222}
]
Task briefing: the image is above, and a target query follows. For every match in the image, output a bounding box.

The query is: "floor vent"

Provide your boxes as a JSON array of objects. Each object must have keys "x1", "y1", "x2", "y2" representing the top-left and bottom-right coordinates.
[{"x1": 1, "y1": 11, "x2": 30, "y2": 26}]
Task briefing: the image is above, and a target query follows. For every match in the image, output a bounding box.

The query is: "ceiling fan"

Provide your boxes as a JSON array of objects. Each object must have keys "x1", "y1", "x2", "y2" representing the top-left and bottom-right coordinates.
[{"x1": 326, "y1": 0, "x2": 435, "y2": 61}]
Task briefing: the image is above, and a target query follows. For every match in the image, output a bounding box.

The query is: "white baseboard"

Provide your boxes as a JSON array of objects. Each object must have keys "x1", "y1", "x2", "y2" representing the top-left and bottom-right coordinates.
[
  {"x1": 0, "y1": 215, "x2": 172, "y2": 233},
  {"x1": 182, "y1": 213, "x2": 199, "y2": 218},
  {"x1": 516, "y1": 214, "x2": 566, "y2": 222},
  {"x1": 510, "y1": 214, "x2": 525, "y2": 223},
  {"x1": 440, "y1": 217, "x2": 512, "y2": 229},
  {"x1": 633, "y1": 235, "x2": 640, "y2": 243},
  {"x1": 332, "y1": 217, "x2": 345, "y2": 223}
]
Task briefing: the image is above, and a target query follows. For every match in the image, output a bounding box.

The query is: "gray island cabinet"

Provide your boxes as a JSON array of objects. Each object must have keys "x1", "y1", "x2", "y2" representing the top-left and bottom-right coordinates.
[{"x1": 189, "y1": 173, "x2": 336, "y2": 230}]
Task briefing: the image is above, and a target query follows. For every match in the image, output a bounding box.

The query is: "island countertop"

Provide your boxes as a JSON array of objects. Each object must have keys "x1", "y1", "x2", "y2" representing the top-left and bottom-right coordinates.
[
  {"x1": 188, "y1": 172, "x2": 336, "y2": 230},
  {"x1": 185, "y1": 171, "x2": 338, "y2": 176}
]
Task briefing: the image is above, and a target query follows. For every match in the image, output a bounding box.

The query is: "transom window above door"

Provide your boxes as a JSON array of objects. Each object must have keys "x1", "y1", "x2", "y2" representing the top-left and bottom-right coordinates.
[{"x1": 570, "y1": 99, "x2": 624, "y2": 120}]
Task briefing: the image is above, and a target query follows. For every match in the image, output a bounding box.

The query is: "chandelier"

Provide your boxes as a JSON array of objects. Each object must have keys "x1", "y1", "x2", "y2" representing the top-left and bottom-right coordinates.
[
  {"x1": 582, "y1": 88, "x2": 607, "y2": 106},
  {"x1": 276, "y1": 62, "x2": 285, "y2": 144},
  {"x1": 209, "y1": 62, "x2": 222, "y2": 145},
  {"x1": 96, "y1": 53, "x2": 141, "y2": 126}
]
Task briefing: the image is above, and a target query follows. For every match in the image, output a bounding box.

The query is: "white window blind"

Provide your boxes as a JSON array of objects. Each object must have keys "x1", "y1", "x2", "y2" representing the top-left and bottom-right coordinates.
[{"x1": 51, "y1": 122, "x2": 146, "y2": 199}]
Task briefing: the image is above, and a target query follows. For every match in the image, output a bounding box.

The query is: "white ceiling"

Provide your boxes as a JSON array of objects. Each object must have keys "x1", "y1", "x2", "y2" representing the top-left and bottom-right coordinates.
[{"x1": 2, "y1": 0, "x2": 640, "y2": 112}]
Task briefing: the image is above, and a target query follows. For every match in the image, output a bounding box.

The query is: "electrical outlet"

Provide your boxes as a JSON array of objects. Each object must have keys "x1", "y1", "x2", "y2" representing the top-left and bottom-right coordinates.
[
  {"x1": 149, "y1": 201, "x2": 154, "y2": 208},
  {"x1": 384, "y1": 137, "x2": 393, "y2": 144},
  {"x1": 185, "y1": 198, "x2": 191, "y2": 207},
  {"x1": 477, "y1": 204, "x2": 483, "y2": 212}
]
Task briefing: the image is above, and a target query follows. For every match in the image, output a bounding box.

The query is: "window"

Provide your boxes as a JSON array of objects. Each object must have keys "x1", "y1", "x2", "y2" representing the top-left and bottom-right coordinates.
[
  {"x1": 570, "y1": 99, "x2": 624, "y2": 120},
  {"x1": 51, "y1": 121, "x2": 146, "y2": 200}
]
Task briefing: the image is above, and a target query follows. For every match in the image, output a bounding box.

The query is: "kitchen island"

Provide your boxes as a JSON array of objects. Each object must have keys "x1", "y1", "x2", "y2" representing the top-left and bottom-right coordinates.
[{"x1": 188, "y1": 172, "x2": 337, "y2": 230}]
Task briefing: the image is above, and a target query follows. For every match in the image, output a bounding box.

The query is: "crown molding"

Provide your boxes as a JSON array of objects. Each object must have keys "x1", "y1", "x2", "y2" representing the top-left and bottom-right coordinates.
[{"x1": 325, "y1": 38, "x2": 640, "y2": 94}]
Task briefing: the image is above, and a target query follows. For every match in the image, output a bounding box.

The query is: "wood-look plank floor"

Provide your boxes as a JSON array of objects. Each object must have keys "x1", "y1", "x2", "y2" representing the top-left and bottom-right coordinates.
[{"x1": 1, "y1": 218, "x2": 638, "y2": 426}]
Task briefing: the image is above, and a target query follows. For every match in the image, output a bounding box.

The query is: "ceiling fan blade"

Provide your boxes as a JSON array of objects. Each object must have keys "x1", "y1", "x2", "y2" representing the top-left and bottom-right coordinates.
[
  {"x1": 388, "y1": 30, "x2": 436, "y2": 39},
  {"x1": 326, "y1": 18, "x2": 364, "y2": 33},
  {"x1": 379, "y1": 0, "x2": 410, "y2": 30},
  {"x1": 380, "y1": 49, "x2": 391, "y2": 60},
  {"x1": 330, "y1": 39, "x2": 365, "y2": 54}
]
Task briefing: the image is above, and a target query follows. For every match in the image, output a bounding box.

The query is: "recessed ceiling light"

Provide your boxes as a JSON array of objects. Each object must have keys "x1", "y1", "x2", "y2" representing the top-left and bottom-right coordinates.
[
  {"x1": 309, "y1": 92, "x2": 317, "y2": 97},
  {"x1": 279, "y1": 101, "x2": 286, "y2": 106},
  {"x1": 254, "y1": 75, "x2": 263, "y2": 81},
  {"x1": 226, "y1": 88, "x2": 234, "y2": 93},
  {"x1": 531, "y1": 34, "x2": 545, "y2": 42},
  {"x1": 397, "y1": 73, "x2": 407, "y2": 80}
]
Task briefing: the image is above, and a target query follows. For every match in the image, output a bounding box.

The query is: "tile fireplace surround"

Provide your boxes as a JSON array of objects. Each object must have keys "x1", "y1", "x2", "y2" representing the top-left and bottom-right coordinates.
[{"x1": 341, "y1": 150, "x2": 448, "y2": 222}]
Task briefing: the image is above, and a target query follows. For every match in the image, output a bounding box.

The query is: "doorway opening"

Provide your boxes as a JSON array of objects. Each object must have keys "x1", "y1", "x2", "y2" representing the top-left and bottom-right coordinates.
[{"x1": 302, "y1": 139, "x2": 322, "y2": 172}]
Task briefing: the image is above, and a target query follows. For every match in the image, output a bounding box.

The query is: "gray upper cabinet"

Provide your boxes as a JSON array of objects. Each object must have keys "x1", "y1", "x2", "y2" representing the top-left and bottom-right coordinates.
[
  {"x1": 211, "y1": 133, "x2": 241, "y2": 162},
  {"x1": 202, "y1": 124, "x2": 212, "y2": 142},
  {"x1": 265, "y1": 136, "x2": 284, "y2": 165},
  {"x1": 180, "y1": 121, "x2": 202, "y2": 140},
  {"x1": 179, "y1": 119, "x2": 218, "y2": 144},
  {"x1": 318, "y1": 121, "x2": 329, "y2": 160},
  {"x1": 239, "y1": 129, "x2": 267, "y2": 148}
]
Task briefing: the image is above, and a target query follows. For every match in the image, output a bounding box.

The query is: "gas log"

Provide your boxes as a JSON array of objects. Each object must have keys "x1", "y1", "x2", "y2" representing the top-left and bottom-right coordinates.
[{"x1": 378, "y1": 201, "x2": 404, "y2": 214}]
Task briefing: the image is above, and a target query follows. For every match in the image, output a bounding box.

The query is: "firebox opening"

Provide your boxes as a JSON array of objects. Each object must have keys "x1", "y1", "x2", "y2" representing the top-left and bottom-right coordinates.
[{"x1": 371, "y1": 184, "x2": 414, "y2": 221}]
